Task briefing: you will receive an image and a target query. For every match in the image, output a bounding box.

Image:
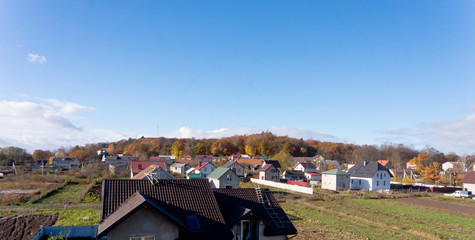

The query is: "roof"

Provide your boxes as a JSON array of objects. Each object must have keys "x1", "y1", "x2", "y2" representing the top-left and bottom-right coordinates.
[
  {"x1": 377, "y1": 160, "x2": 394, "y2": 169},
  {"x1": 321, "y1": 169, "x2": 349, "y2": 175},
  {"x1": 149, "y1": 156, "x2": 161, "y2": 161},
  {"x1": 171, "y1": 162, "x2": 188, "y2": 168},
  {"x1": 208, "y1": 167, "x2": 234, "y2": 179},
  {"x1": 187, "y1": 173, "x2": 205, "y2": 179},
  {"x1": 347, "y1": 161, "x2": 391, "y2": 178},
  {"x1": 222, "y1": 161, "x2": 243, "y2": 169},
  {"x1": 294, "y1": 162, "x2": 316, "y2": 170},
  {"x1": 232, "y1": 154, "x2": 241, "y2": 158},
  {"x1": 131, "y1": 160, "x2": 167, "y2": 174},
  {"x1": 304, "y1": 172, "x2": 321, "y2": 176},
  {"x1": 195, "y1": 162, "x2": 214, "y2": 171},
  {"x1": 264, "y1": 160, "x2": 281, "y2": 169},
  {"x1": 236, "y1": 158, "x2": 262, "y2": 166},
  {"x1": 100, "y1": 179, "x2": 231, "y2": 239},
  {"x1": 283, "y1": 170, "x2": 305, "y2": 176},
  {"x1": 213, "y1": 188, "x2": 297, "y2": 236},
  {"x1": 131, "y1": 165, "x2": 175, "y2": 180},
  {"x1": 260, "y1": 164, "x2": 275, "y2": 172},
  {"x1": 196, "y1": 155, "x2": 213, "y2": 159},
  {"x1": 461, "y1": 172, "x2": 475, "y2": 184}
]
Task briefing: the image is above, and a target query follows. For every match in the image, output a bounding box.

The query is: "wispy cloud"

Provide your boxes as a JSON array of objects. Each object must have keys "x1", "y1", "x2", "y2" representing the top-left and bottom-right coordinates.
[
  {"x1": 382, "y1": 114, "x2": 475, "y2": 154},
  {"x1": 0, "y1": 98, "x2": 135, "y2": 152},
  {"x1": 164, "y1": 126, "x2": 341, "y2": 142},
  {"x1": 27, "y1": 53, "x2": 47, "y2": 64}
]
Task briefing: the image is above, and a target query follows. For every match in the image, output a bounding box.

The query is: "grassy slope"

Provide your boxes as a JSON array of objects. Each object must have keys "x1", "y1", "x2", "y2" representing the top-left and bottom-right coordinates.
[{"x1": 35, "y1": 184, "x2": 89, "y2": 205}]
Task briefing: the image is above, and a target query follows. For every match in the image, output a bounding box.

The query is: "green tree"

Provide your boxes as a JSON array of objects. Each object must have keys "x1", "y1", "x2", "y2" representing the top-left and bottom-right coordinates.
[{"x1": 272, "y1": 146, "x2": 293, "y2": 172}]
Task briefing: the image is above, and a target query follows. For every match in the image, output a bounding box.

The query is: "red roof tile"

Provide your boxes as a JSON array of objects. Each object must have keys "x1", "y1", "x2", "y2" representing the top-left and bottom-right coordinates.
[
  {"x1": 461, "y1": 172, "x2": 475, "y2": 184},
  {"x1": 195, "y1": 161, "x2": 214, "y2": 171},
  {"x1": 236, "y1": 158, "x2": 262, "y2": 166},
  {"x1": 131, "y1": 160, "x2": 166, "y2": 174}
]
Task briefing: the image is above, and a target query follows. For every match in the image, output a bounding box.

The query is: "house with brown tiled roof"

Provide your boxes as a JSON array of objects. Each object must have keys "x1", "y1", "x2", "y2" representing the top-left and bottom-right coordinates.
[
  {"x1": 461, "y1": 172, "x2": 475, "y2": 192},
  {"x1": 97, "y1": 179, "x2": 297, "y2": 240},
  {"x1": 259, "y1": 164, "x2": 279, "y2": 181},
  {"x1": 236, "y1": 158, "x2": 262, "y2": 167},
  {"x1": 263, "y1": 160, "x2": 281, "y2": 172}
]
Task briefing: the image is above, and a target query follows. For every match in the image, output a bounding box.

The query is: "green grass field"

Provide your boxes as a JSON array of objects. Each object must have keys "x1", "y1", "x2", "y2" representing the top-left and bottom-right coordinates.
[{"x1": 35, "y1": 183, "x2": 89, "y2": 205}]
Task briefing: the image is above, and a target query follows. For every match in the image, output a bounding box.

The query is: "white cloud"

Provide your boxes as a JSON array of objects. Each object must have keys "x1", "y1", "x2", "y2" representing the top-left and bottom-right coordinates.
[
  {"x1": 27, "y1": 53, "x2": 47, "y2": 64},
  {"x1": 164, "y1": 126, "x2": 340, "y2": 142},
  {"x1": 0, "y1": 98, "x2": 135, "y2": 152},
  {"x1": 383, "y1": 114, "x2": 475, "y2": 154}
]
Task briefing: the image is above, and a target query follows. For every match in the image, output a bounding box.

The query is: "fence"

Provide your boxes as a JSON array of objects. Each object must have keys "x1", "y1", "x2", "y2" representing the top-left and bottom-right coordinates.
[
  {"x1": 286, "y1": 179, "x2": 309, "y2": 187},
  {"x1": 31, "y1": 225, "x2": 106, "y2": 240},
  {"x1": 250, "y1": 178, "x2": 313, "y2": 194}
]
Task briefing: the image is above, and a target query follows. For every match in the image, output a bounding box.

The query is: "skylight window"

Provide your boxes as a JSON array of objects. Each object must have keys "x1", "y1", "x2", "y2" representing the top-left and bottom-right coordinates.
[{"x1": 187, "y1": 215, "x2": 201, "y2": 231}]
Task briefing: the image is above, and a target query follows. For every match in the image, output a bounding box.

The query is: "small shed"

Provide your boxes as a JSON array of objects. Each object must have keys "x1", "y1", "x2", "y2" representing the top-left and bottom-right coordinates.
[{"x1": 321, "y1": 169, "x2": 350, "y2": 191}]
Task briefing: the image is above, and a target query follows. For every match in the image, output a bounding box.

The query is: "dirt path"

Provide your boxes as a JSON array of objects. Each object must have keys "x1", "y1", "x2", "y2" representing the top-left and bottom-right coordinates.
[
  {"x1": 0, "y1": 214, "x2": 57, "y2": 240},
  {"x1": 394, "y1": 198, "x2": 475, "y2": 217}
]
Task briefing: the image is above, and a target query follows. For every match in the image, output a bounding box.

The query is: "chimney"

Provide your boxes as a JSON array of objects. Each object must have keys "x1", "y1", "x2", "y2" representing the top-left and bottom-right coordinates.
[{"x1": 363, "y1": 160, "x2": 368, "y2": 166}]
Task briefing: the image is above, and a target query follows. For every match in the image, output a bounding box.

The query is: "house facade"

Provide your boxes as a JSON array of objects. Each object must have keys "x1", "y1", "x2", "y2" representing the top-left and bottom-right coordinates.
[
  {"x1": 281, "y1": 170, "x2": 305, "y2": 181},
  {"x1": 461, "y1": 172, "x2": 475, "y2": 192},
  {"x1": 321, "y1": 169, "x2": 350, "y2": 191},
  {"x1": 130, "y1": 160, "x2": 167, "y2": 178},
  {"x1": 208, "y1": 167, "x2": 240, "y2": 189},
  {"x1": 169, "y1": 163, "x2": 190, "y2": 175},
  {"x1": 259, "y1": 164, "x2": 279, "y2": 181},
  {"x1": 222, "y1": 161, "x2": 245, "y2": 177},
  {"x1": 293, "y1": 162, "x2": 316, "y2": 173},
  {"x1": 52, "y1": 157, "x2": 79, "y2": 169},
  {"x1": 348, "y1": 161, "x2": 391, "y2": 191},
  {"x1": 442, "y1": 162, "x2": 457, "y2": 172},
  {"x1": 194, "y1": 162, "x2": 216, "y2": 178}
]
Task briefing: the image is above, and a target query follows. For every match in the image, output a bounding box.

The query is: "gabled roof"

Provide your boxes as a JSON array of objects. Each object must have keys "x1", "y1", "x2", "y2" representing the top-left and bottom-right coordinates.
[
  {"x1": 321, "y1": 169, "x2": 349, "y2": 175},
  {"x1": 131, "y1": 160, "x2": 166, "y2": 174},
  {"x1": 461, "y1": 172, "x2": 475, "y2": 184},
  {"x1": 213, "y1": 188, "x2": 297, "y2": 236},
  {"x1": 208, "y1": 167, "x2": 234, "y2": 179},
  {"x1": 283, "y1": 170, "x2": 305, "y2": 176},
  {"x1": 260, "y1": 164, "x2": 275, "y2": 172},
  {"x1": 222, "y1": 161, "x2": 243, "y2": 169},
  {"x1": 171, "y1": 162, "x2": 188, "y2": 168},
  {"x1": 236, "y1": 158, "x2": 262, "y2": 166},
  {"x1": 294, "y1": 162, "x2": 316, "y2": 170},
  {"x1": 149, "y1": 156, "x2": 161, "y2": 161},
  {"x1": 195, "y1": 162, "x2": 214, "y2": 171},
  {"x1": 132, "y1": 165, "x2": 175, "y2": 180},
  {"x1": 100, "y1": 179, "x2": 231, "y2": 239},
  {"x1": 187, "y1": 173, "x2": 205, "y2": 179},
  {"x1": 347, "y1": 161, "x2": 391, "y2": 178},
  {"x1": 196, "y1": 155, "x2": 213, "y2": 159},
  {"x1": 264, "y1": 160, "x2": 281, "y2": 169}
]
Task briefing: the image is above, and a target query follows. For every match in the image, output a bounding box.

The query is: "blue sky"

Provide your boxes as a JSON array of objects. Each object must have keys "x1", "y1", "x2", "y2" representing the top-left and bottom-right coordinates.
[{"x1": 1, "y1": 1, "x2": 474, "y2": 154}]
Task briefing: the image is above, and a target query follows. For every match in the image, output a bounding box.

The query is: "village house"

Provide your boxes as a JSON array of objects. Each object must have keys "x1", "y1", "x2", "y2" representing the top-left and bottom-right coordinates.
[
  {"x1": 236, "y1": 158, "x2": 263, "y2": 172},
  {"x1": 281, "y1": 170, "x2": 305, "y2": 181},
  {"x1": 442, "y1": 162, "x2": 457, "y2": 172},
  {"x1": 52, "y1": 157, "x2": 80, "y2": 169},
  {"x1": 97, "y1": 179, "x2": 297, "y2": 240},
  {"x1": 196, "y1": 155, "x2": 213, "y2": 162},
  {"x1": 262, "y1": 160, "x2": 281, "y2": 172},
  {"x1": 130, "y1": 160, "x2": 167, "y2": 178},
  {"x1": 132, "y1": 164, "x2": 175, "y2": 180},
  {"x1": 208, "y1": 167, "x2": 240, "y2": 189},
  {"x1": 377, "y1": 160, "x2": 395, "y2": 176},
  {"x1": 321, "y1": 169, "x2": 350, "y2": 191},
  {"x1": 108, "y1": 163, "x2": 128, "y2": 175},
  {"x1": 293, "y1": 162, "x2": 316, "y2": 173},
  {"x1": 194, "y1": 162, "x2": 216, "y2": 178},
  {"x1": 348, "y1": 161, "x2": 392, "y2": 191},
  {"x1": 461, "y1": 172, "x2": 475, "y2": 192},
  {"x1": 169, "y1": 162, "x2": 190, "y2": 175},
  {"x1": 222, "y1": 161, "x2": 245, "y2": 177},
  {"x1": 259, "y1": 164, "x2": 279, "y2": 181},
  {"x1": 315, "y1": 159, "x2": 341, "y2": 171},
  {"x1": 304, "y1": 172, "x2": 321, "y2": 181}
]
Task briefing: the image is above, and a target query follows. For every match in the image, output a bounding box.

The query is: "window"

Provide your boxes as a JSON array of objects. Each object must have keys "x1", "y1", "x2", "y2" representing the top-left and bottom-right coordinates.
[
  {"x1": 384, "y1": 181, "x2": 386, "y2": 186},
  {"x1": 359, "y1": 179, "x2": 361, "y2": 185},
  {"x1": 351, "y1": 179, "x2": 354, "y2": 184},
  {"x1": 380, "y1": 173, "x2": 382, "y2": 179},
  {"x1": 235, "y1": 220, "x2": 250, "y2": 240},
  {"x1": 131, "y1": 237, "x2": 154, "y2": 240},
  {"x1": 227, "y1": 174, "x2": 231, "y2": 181},
  {"x1": 377, "y1": 181, "x2": 379, "y2": 186},
  {"x1": 187, "y1": 215, "x2": 201, "y2": 231}
]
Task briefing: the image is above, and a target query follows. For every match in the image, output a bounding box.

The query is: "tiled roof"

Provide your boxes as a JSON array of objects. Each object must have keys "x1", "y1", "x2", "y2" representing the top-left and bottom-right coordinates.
[
  {"x1": 461, "y1": 172, "x2": 475, "y2": 184},
  {"x1": 208, "y1": 167, "x2": 234, "y2": 179},
  {"x1": 187, "y1": 173, "x2": 205, "y2": 179},
  {"x1": 260, "y1": 164, "x2": 274, "y2": 172},
  {"x1": 131, "y1": 165, "x2": 175, "y2": 180},
  {"x1": 213, "y1": 188, "x2": 297, "y2": 236},
  {"x1": 196, "y1": 155, "x2": 213, "y2": 159},
  {"x1": 264, "y1": 160, "x2": 281, "y2": 169},
  {"x1": 294, "y1": 162, "x2": 316, "y2": 169},
  {"x1": 222, "y1": 161, "x2": 242, "y2": 169},
  {"x1": 236, "y1": 158, "x2": 262, "y2": 166},
  {"x1": 195, "y1": 162, "x2": 213, "y2": 171},
  {"x1": 284, "y1": 170, "x2": 305, "y2": 176},
  {"x1": 171, "y1": 162, "x2": 187, "y2": 168},
  {"x1": 131, "y1": 160, "x2": 166, "y2": 174},
  {"x1": 149, "y1": 156, "x2": 161, "y2": 161},
  {"x1": 347, "y1": 161, "x2": 391, "y2": 178},
  {"x1": 100, "y1": 179, "x2": 231, "y2": 239}
]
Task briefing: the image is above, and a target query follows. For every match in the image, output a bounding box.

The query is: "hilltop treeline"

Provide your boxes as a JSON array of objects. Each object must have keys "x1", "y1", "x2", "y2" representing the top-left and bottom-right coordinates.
[{"x1": 0, "y1": 132, "x2": 468, "y2": 170}]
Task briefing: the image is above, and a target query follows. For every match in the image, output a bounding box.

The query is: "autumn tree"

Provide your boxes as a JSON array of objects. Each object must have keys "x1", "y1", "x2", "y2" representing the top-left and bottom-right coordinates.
[
  {"x1": 171, "y1": 140, "x2": 184, "y2": 158},
  {"x1": 211, "y1": 138, "x2": 236, "y2": 156},
  {"x1": 32, "y1": 149, "x2": 54, "y2": 161},
  {"x1": 327, "y1": 163, "x2": 335, "y2": 170},
  {"x1": 273, "y1": 146, "x2": 293, "y2": 172},
  {"x1": 421, "y1": 162, "x2": 441, "y2": 183},
  {"x1": 69, "y1": 149, "x2": 87, "y2": 163}
]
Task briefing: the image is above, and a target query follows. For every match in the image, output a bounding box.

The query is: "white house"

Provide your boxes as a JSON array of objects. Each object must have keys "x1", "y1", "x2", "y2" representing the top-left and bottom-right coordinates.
[
  {"x1": 169, "y1": 162, "x2": 190, "y2": 175},
  {"x1": 208, "y1": 167, "x2": 240, "y2": 189},
  {"x1": 442, "y1": 162, "x2": 457, "y2": 172},
  {"x1": 293, "y1": 162, "x2": 316, "y2": 173},
  {"x1": 194, "y1": 162, "x2": 216, "y2": 178},
  {"x1": 461, "y1": 172, "x2": 475, "y2": 192},
  {"x1": 348, "y1": 161, "x2": 392, "y2": 191},
  {"x1": 321, "y1": 169, "x2": 350, "y2": 191}
]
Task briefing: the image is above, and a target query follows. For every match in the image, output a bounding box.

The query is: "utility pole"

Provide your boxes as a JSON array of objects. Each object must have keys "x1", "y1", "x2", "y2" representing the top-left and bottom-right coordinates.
[{"x1": 157, "y1": 124, "x2": 159, "y2": 138}]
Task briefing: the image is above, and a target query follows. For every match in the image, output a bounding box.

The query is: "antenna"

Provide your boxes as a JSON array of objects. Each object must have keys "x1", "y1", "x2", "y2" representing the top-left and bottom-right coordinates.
[{"x1": 157, "y1": 124, "x2": 159, "y2": 138}]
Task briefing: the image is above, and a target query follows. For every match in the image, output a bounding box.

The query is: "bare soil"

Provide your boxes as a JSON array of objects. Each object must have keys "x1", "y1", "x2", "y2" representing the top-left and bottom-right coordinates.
[
  {"x1": 0, "y1": 214, "x2": 57, "y2": 240},
  {"x1": 394, "y1": 198, "x2": 475, "y2": 217}
]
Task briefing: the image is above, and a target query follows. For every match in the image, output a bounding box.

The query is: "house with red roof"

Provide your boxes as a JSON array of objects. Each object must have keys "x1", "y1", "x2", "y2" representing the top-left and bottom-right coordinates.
[
  {"x1": 130, "y1": 160, "x2": 167, "y2": 178},
  {"x1": 194, "y1": 162, "x2": 216, "y2": 178},
  {"x1": 196, "y1": 155, "x2": 213, "y2": 162},
  {"x1": 461, "y1": 172, "x2": 475, "y2": 192}
]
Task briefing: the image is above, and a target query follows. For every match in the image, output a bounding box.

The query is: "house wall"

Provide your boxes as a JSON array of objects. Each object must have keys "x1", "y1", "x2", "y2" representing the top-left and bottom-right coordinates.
[
  {"x1": 350, "y1": 177, "x2": 371, "y2": 190},
  {"x1": 107, "y1": 207, "x2": 179, "y2": 240},
  {"x1": 230, "y1": 163, "x2": 244, "y2": 177},
  {"x1": 258, "y1": 222, "x2": 286, "y2": 240},
  {"x1": 463, "y1": 183, "x2": 475, "y2": 192},
  {"x1": 260, "y1": 168, "x2": 279, "y2": 181},
  {"x1": 351, "y1": 170, "x2": 390, "y2": 191},
  {"x1": 322, "y1": 174, "x2": 349, "y2": 191},
  {"x1": 196, "y1": 165, "x2": 216, "y2": 177},
  {"x1": 217, "y1": 171, "x2": 239, "y2": 189}
]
